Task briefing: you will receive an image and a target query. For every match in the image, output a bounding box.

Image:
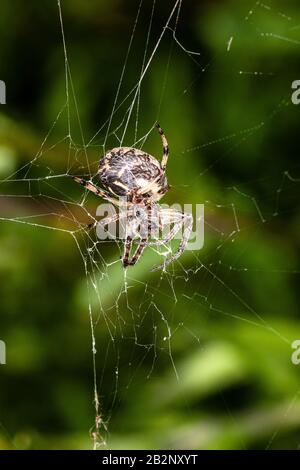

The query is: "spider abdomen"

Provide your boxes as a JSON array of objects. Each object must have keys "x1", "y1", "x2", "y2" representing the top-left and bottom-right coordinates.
[{"x1": 98, "y1": 147, "x2": 169, "y2": 200}]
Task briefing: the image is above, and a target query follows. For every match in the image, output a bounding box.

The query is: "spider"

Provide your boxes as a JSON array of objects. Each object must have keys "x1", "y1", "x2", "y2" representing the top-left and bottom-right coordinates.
[{"x1": 72, "y1": 123, "x2": 193, "y2": 271}]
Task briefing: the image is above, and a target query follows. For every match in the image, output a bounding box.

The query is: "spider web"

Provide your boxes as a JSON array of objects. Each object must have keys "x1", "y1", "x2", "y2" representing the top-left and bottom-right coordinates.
[{"x1": 1, "y1": 0, "x2": 300, "y2": 450}]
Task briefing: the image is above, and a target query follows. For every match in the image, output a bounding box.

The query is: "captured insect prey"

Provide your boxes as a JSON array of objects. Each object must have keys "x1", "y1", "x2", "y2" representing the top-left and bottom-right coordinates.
[{"x1": 72, "y1": 124, "x2": 193, "y2": 271}]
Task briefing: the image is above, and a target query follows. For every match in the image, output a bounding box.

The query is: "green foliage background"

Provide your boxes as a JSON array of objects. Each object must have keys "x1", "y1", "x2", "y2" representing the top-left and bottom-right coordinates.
[{"x1": 0, "y1": 0, "x2": 300, "y2": 450}]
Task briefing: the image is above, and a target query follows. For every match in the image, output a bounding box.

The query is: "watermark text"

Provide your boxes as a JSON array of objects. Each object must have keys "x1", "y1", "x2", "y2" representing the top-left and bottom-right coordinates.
[
  {"x1": 0, "y1": 340, "x2": 6, "y2": 365},
  {"x1": 0, "y1": 80, "x2": 6, "y2": 104},
  {"x1": 291, "y1": 339, "x2": 300, "y2": 365}
]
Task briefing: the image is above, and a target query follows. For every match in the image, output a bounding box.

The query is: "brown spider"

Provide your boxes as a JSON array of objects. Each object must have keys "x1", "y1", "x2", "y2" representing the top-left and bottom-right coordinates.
[{"x1": 72, "y1": 124, "x2": 193, "y2": 271}]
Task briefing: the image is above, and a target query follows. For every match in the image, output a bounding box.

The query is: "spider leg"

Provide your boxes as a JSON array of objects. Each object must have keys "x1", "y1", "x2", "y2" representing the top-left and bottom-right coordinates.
[
  {"x1": 136, "y1": 124, "x2": 168, "y2": 197},
  {"x1": 122, "y1": 204, "x2": 153, "y2": 267},
  {"x1": 94, "y1": 212, "x2": 129, "y2": 242},
  {"x1": 156, "y1": 123, "x2": 169, "y2": 171},
  {"x1": 123, "y1": 239, "x2": 147, "y2": 267},
  {"x1": 72, "y1": 176, "x2": 120, "y2": 205},
  {"x1": 150, "y1": 211, "x2": 193, "y2": 272},
  {"x1": 122, "y1": 236, "x2": 133, "y2": 267},
  {"x1": 123, "y1": 216, "x2": 180, "y2": 268},
  {"x1": 146, "y1": 219, "x2": 182, "y2": 246}
]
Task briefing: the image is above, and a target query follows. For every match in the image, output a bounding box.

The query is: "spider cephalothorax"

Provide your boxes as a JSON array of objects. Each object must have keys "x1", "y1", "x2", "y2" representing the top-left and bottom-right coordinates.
[{"x1": 73, "y1": 124, "x2": 193, "y2": 271}]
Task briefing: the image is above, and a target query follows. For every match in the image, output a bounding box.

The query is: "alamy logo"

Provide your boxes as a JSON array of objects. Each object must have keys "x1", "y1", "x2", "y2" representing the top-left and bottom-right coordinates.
[
  {"x1": 0, "y1": 80, "x2": 6, "y2": 104},
  {"x1": 95, "y1": 201, "x2": 205, "y2": 251},
  {"x1": 0, "y1": 340, "x2": 6, "y2": 365},
  {"x1": 291, "y1": 339, "x2": 300, "y2": 365},
  {"x1": 291, "y1": 80, "x2": 300, "y2": 105}
]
